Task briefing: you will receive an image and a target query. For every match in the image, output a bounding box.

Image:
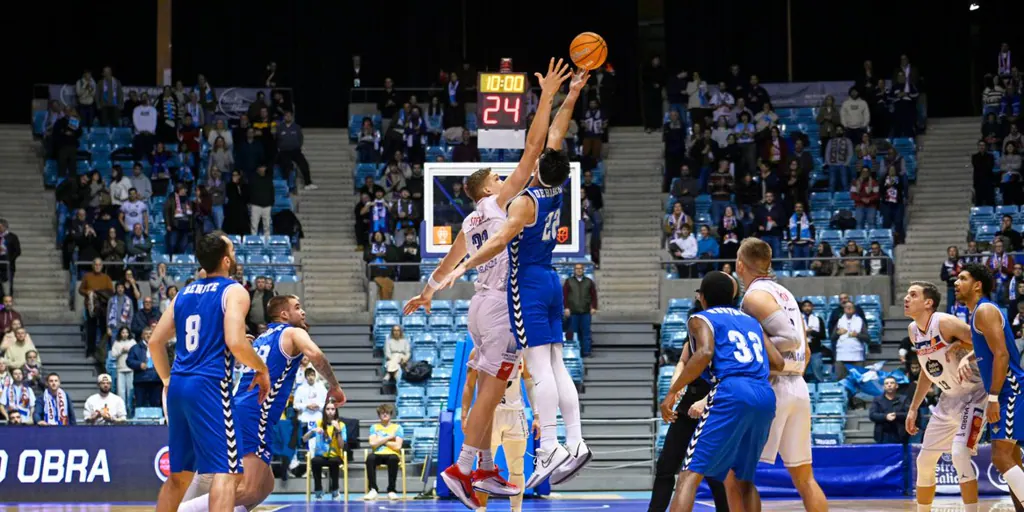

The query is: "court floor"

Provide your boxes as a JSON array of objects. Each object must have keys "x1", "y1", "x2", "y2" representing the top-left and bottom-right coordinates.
[{"x1": 3, "y1": 495, "x2": 1022, "y2": 512}]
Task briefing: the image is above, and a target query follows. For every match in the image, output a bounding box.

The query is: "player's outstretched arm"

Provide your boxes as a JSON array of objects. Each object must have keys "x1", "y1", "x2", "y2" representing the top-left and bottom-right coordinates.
[
  {"x1": 496, "y1": 58, "x2": 573, "y2": 208},
  {"x1": 224, "y1": 285, "x2": 270, "y2": 401},
  {"x1": 290, "y1": 328, "x2": 346, "y2": 406},
  {"x1": 148, "y1": 295, "x2": 177, "y2": 387},
  {"x1": 547, "y1": 69, "x2": 589, "y2": 149},
  {"x1": 442, "y1": 195, "x2": 532, "y2": 288},
  {"x1": 404, "y1": 231, "x2": 469, "y2": 315}
]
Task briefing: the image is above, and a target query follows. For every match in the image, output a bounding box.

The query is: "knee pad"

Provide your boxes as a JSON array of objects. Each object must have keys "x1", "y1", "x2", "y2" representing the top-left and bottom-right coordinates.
[
  {"x1": 916, "y1": 449, "x2": 942, "y2": 488},
  {"x1": 952, "y1": 443, "x2": 978, "y2": 483}
]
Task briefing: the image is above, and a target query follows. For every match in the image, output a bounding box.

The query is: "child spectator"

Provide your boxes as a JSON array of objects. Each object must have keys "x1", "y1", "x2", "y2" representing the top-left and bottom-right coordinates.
[{"x1": 364, "y1": 404, "x2": 405, "y2": 501}]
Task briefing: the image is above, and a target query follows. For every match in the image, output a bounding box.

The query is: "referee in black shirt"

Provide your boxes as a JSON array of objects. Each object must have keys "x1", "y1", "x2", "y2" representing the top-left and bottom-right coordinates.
[{"x1": 647, "y1": 345, "x2": 728, "y2": 512}]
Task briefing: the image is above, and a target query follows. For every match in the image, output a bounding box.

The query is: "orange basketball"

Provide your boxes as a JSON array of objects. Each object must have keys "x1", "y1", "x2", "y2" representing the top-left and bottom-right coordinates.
[{"x1": 570, "y1": 32, "x2": 607, "y2": 70}]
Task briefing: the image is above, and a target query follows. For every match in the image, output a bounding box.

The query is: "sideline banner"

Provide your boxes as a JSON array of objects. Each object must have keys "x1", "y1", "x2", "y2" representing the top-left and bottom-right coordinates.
[
  {"x1": 0, "y1": 425, "x2": 169, "y2": 502},
  {"x1": 46, "y1": 84, "x2": 272, "y2": 120},
  {"x1": 911, "y1": 443, "x2": 1019, "y2": 496},
  {"x1": 761, "y1": 81, "x2": 855, "y2": 108}
]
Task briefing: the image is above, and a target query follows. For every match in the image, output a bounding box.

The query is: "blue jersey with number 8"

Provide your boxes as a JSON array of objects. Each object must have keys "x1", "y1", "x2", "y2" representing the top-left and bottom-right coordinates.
[
  {"x1": 508, "y1": 185, "x2": 563, "y2": 268},
  {"x1": 172, "y1": 276, "x2": 241, "y2": 379},
  {"x1": 689, "y1": 307, "x2": 771, "y2": 383}
]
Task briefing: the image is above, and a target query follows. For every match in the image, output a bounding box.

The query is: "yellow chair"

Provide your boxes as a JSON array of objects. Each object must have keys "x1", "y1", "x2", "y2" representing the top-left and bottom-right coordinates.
[
  {"x1": 304, "y1": 449, "x2": 349, "y2": 503},
  {"x1": 362, "y1": 448, "x2": 407, "y2": 499}
]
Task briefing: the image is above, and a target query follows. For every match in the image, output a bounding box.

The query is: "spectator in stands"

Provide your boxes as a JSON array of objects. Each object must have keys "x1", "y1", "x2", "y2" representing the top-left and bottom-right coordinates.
[
  {"x1": 235, "y1": 127, "x2": 265, "y2": 177},
  {"x1": 248, "y1": 165, "x2": 275, "y2": 237},
  {"x1": 1001, "y1": 215, "x2": 1023, "y2": 251},
  {"x1": 862, "y1": 241, "x2": 887, "y2": 276},
  {"x1": 246, "y1": 277, "x2": 273, "y2": 333},
  {"x1": 223, "y1": 170, "x2": 250, "y2": 235},
  {"x1": 663, "y1": 111, "x2": 687, "y2": 192},
  {"x1": 357, "y1": 118, "x2": 382, "y2": 163},
  {"x1": 120, "y1": 188, "x2": 149, "y2": 235},
  {"x1": 581, "y1": 100, "x2": 607, "y2": 165},
  {"x1": 839, "y1": 239, "x2": 865, "y2": 276},
  {"x1": 207, "y1": 119, "x2": 233, "y2": 150},
  {"x1": 827, "y1": 293, "x2": 867, "y2": 334},
  {"x1": 295, "y1": 366, "x2": 328, "y2": 428},
  {"x1": 365, "y1": 403, "x2": 404, "y2": 501},
  {"x1": 381, "y1": 161, "x2": 408, "y2": 201},
  {"x1": 110, "y1": 328, "x2": 138, "y2": 407},
  {"x1": 128, "y1": 164, "x2": 151, "y2": 202},
  {"x1": 278, "y1": 111, "x2": 316, "y2": 191},
  {"x1": 127, "y1": 327, "x2": 162, "y2": 408},
  {"x1": 254, "y1": 107, "x2": 278, "y2": 163},
  {"x1": 0, "y1": 295, "x2": 21, "y2": 335},
  {"x1": 2, "y1": 325, "x2": 36, "y2": 370},
  {"x1": 761, "y1": 125, "x2": 787, "y2": 174},
  {"x1": 34, "y1": 373, "x2": 75, "y2": 426},
  {"x1": 668, "y1": 224, "x2": 698, "y2": 278},
  {"x1": 665, "y1": 69, "x2": 688, "y2": 121},
  {"x1": 394, "y1": 231, "x2": 420, "y2": 282},
  {"x1": 816, "y1": 95, "x2": 842, "y2": 152},
  {"x1": 452, "y1": 130, "x2": 479, "y2": 163},
  {"x1": 746, "y1": 74, "x2": 770, "y2": 113},
  {"x1": 159, "y1": 285, "x2": 178, "y2": 314},
  {"x1": 831, "y1": 301, "x2": 868, "y2": 379},
  {"x1": 984, "y1": 74, "x2": 1005, "y2": 118},
  {"x1": 0, "y1": 220, "x2": 19, "y2": 297},
  {"x1": 879, "y1": 165, "x2": 906, "y2": 241},
  {"x1": 382, "y1": 325, "x2": 410, "y2": 384},
  {"x1": 2, "y1": 367, "x2": 34, "y2": 423},
  {"x1": 754, "y1": 102, "x2": 779, "y2": 139},
  {"x1": 754, "y1": 190, "x2": 785, "y2": 266},
  {"x1": 783, "y1": 161, "x2": 807, "y2": 210},
  {"x1": 208, "y1": 136, "x2": 234, "y2": 177},
  {"x1": 165, "y1": 183, "x2": 197, "y2": 254},
  {"x1": 149, "y1": 142, "x2": 173, "y2": 179},
  {"x1": 106, "y1": 281, "x2": 133, "y2": 346},
  {"x1": 355, "y1": 192, "x2": 372, "y2": 249},
  {"x1": 366, "y1": 232, "x2": 396, "y2": 300},
  {"x1": 183, "y1": 93, "x2": 204, "y2": 129},
  {"x1": 204, "y1": 168, "x2": 226, "y2": 231},
  {"x1": 303, "y1": 400, "x2": 348, "y2": 500},
  {"x1": 974, "y1": 140, "x2": 997, "y2": 206},
  {"x1": 695, "y1": 224, "x2": 719, "y2": 275},
  {"x1": 101, "y1": 227, "x2": 126, "y2": 282},
  {"x1": 1006, "y1": 125, "x2": 1024, "y2": 154},
  {"x1": 869, "y1": 376, "x2": 909, "y2": 444},
  {"x1": 97, "y1": 66, "x2": 123, "y2": 127},
  {"x1": 940, "y1": 246, "x2": 965, "y2": 312},
  {"x1": 155, "y1": 86, "x2": 181, "y2": 143},
  {"x1": 685, "y1": 72, "x2": 711, "y2": 129},
  {"x1": 51, "y1": 107, "x2": 82, "y2": 183},
  {"x1": 786, "y1": 202, "x2": 815, "y2": 270},
  {"x1": 800, "y1": 300, "x2": 828, "y2": 382},
  {"x1": 663, "y1": 202, "x2": 692, "y2": 246},
  {"x1": 990, "y1": 237, "x2": 1015, "y2": 304},
  {"x1": 982, "y1": 113, "x2": 1003, "y2": 151},
  {"x1": 850, "y1": 166, "x2": 880, "y2": 229},
  {"x1": 148, "y1": 262, "x2": 174, "y2": 303},
  {"x1": 131, "y1": 296, "x2": 158, "y2": 340},
  {"x1": 824, "y1": 126, "x2": 854, "y2": 193},
  {"x1": 84, "y1": 374, "x2": 127, "y2": 425},
  {"x1": 42, "y1": 100, "x2": 64, "y2": 152},
  {"x1": 75, "y1": 70, "x2": 97, "y2": 127},
  {"x1": 1003, "y1": 143, "x2": 1024, "y2": 206},
  {"x1": 642, "y1": 57, "x2": 664, "y2": 133},
  {"x1": 753, "y1": 159, "x2": 780, "y2": 200},
  {"x1": 80, "y1": 258, "x2": 113, "y2": 361},
  {"x1": 734, "y1": 112, "x2": 757, "y2": 175},
  {"x1": 194, "y1": 74, "x2": 217, "y2": 123},
  {"x1": 370, "y1": 189, "x2": 392, "y2": 234},
  {"x1": 425, "y1": 97, "x2": 445, "y2": 144},
  {"x1": 840, "y1": 87, "x2": 871, "y2": 143},
  {"x1": 23, "y1": 350, "x2": 44, "y2": 392},
  {"x1": 716, "y1": 205, "x2": 744, "y2": 262},
  {"x1": 669, "y1": 165, "x2": 698, "y2": 217},
  {"x1": 888, "y1": 72, "x2": 919, "y2": 138},
  {"x1": 564, "y1": 263, "x2": 598, "y2": 356},
  {"x1": 708, "y1": 159, "x2": 734, "y2": 224}
]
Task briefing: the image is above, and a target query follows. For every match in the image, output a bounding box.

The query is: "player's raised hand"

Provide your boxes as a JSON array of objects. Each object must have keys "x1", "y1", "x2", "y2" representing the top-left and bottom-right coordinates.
[
  {"x1": 535, "y1": 58, "x2": 573, "y2": 95},
  {"x1": 250, "y1": 369, "x2": 272, "y2": 404},
  {"x1": 567, "y1": 68, "x2": 590, "y2": 97},
  {"x1": 403, "y1": 294, "x2": 433, "y2": 315},
  {"x1": 905, "y1": 408, "x2": 919, "y2": 436},
  {"x1": 441, "y1": 264, "x2": 467, "y2": 289}
]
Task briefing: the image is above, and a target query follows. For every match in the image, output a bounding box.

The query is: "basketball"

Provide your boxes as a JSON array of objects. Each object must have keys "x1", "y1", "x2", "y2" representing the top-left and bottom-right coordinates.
[{"x1": 570, "y1": 32, "x2": 607, "y2": 70}]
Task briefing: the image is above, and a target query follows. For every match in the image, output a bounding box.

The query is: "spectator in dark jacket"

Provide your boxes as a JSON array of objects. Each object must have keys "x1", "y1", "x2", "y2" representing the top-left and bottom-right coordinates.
[
  {"x1": 754, "y1": 191, "x2": 785, "y2": 268},
  {"x1": 276, "y1": 112, "x2": 315, "y2": 190},
  {"x1": 131, "y1": 296, "x2": 160, "y2": 340},
  {"x1": 869, "y1": 376, "x2": 910, "y2": 444},
  {"x1": 973, "y1": 140, "x2": 996, "y2": 206},
  {"x1": 33, "y1": 373, "x2": 76, "y2": 426},
  {"x1": 801, "y1": 300, "x2": 828, "y2": 382},
  {"x1": 52, "y1": 110, "x2": 84, "y2": 184},
  {"x1": 127, "y1": 337, "x2": 162, "y2": 408},
  {"x1": 940, "y1": 246, "x2": 964, "y2": 314},
  {"x1": 826, "y1": 293, "x2": 868, "y2": 334},
  {"x1": 248, "y1": 166, "x2": 276, "y2": 237},
  {"x1": 234, "y1": 128, "x2": 266, "y2": 177}
]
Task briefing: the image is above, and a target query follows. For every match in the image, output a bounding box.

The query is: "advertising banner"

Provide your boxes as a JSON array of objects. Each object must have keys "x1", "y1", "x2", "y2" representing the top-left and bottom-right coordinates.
[
  {"x1": 47, "y1": 84, "x2": 272, "y2": 120},
  {"x1": 762, "y1": 81, "x2": 855, "y2": 108},
  {"x1": 0, "y1": 426, "x2": 169, "y2": 502},
  {"x1": 911, "y1": 443, "x2": 1020, "y2": 496}
]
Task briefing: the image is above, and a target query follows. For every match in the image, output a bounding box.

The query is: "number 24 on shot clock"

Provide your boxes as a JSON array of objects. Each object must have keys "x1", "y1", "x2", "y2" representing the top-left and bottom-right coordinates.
[{"x1": 477, "y1": 72, "x2": 526, "y2": 130}]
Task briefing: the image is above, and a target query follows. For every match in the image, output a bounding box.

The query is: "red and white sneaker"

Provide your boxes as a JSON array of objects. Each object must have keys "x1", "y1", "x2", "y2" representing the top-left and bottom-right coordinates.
[
  {"x1": 440, "y1": 464, "x2": 481, "y2": 510},
  {"x1": 471, "y1": 468, "x2": 521, "y2": 497}
]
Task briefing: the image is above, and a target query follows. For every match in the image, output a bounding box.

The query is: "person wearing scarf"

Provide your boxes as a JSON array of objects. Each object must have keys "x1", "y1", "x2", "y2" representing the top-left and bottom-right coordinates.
[
  {"x1": 444, "y1": 73, "x2": 466, "y2": 130},
  {"x1": 364, "y1": 232, "x2": 395, "y2": 300},
  {"x1": 1000, "y1": 43, "x2": 1013, "y2": 77},
  {"x1": 988, "y1": 237, "x2": 1015, "y2": 304},
  {"x1": 106, "y1": 282, "x2": 134, "y2": 340},
  {"x1": 194, "y1": 74, "x2": 218, "y2": 123},
  {"x1": 34, "y1": 372, "x2": 75, "y2": 426},
  {"x1": 3, "y1": 367, "x2": 34, "y2": 422},
  {"x1": 785, "y1": 203, "x2": 815, "y2": 270},
  {"x1": 402, "y1": 109, "x2": 427, "y2": 164},
  {"x1": 0, "y1": 359, "x2": 11, "y2": 395},
  {"x1": 164, "y1": 183, "x2": 194, "y2": 255},
  {"x1": 370, "y1": 190, "x2": 391, "y2": 233},
  {"x1": 392, "y1": 188, "x2": 419, "y2": 233},
  {"x1": 663, "y1": 202, "x2": 692, "y2": 244}
]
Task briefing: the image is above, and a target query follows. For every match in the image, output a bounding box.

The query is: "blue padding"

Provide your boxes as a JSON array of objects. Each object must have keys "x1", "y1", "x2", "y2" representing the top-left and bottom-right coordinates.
[{"x1": 748, "y1": 444, "x2": 905, "y2": 498}]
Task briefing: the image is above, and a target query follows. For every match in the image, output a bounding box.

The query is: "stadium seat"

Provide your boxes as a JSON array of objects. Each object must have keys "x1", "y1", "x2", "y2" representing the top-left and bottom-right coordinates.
[
  {"x1": 430, "y1": 300, "x2": 452, "y2": 315},
  {"x1": 832, "y1": 192, "x2": 853, "y2": 210},
  {"x1": 997, "y1": 205, "x2": 1020, "y2": 216},
  {"x1": 377, "y1": 300, "x2": 400, "y2": 314},
  {"x1": 809, "y1": 192, "x2": 832, "y2": 211},
  {"x1": 667, "y1": 298, "x2": 693, "y2": 314}
]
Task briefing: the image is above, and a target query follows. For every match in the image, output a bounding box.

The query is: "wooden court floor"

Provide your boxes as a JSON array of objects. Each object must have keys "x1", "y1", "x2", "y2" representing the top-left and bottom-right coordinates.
[{"x1": 2, "y1": 497, "x2": 1022, "y2": 511}]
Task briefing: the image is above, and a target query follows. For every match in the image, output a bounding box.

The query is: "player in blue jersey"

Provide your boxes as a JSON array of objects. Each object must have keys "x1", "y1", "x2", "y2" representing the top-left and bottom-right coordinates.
[
  {"x1": 444, "y1": 64, "x2": 593, "y2": 488},
  {"x1": 956, "y1": 263, "x2": 1024, "y2": 504},
  {"x1": 149, "y1": 232, "x2": 271, "y2": 512},
  {"x1": 177, "y1": 294, "x2": 347, "y2": 511},
  {"x1": 659, "y1": 271, "x2": 783, "y2": 512}
]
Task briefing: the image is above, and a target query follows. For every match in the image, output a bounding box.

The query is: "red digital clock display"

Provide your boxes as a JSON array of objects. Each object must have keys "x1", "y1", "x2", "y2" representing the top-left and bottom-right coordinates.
[{"x1": 477, "y1": 72, "x2": 527, "y2": 130}]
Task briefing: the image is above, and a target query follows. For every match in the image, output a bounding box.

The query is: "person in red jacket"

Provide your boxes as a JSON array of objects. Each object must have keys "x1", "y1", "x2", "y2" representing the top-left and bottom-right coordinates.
[{"x1": 850, "y1": 166, "x2": 880, "y2": 229}]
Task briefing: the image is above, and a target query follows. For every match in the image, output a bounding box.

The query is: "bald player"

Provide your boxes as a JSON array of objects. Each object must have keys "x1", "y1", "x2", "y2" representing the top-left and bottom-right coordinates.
[{"x1": 735, "y1": 238, "x2": 827, "y2": 512}]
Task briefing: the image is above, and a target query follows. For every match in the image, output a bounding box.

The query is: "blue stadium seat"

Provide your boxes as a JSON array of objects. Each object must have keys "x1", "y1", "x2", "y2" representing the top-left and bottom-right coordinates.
[
  {"x1": 32, "y1": 110, "x2": 47, "y2": 136},
  {"x1": 819, "y1": 229, "x2": 842, "y2": 245},
  {"x1": 802, "y1": 295, "x2": 827, "y2": 308},
  {"x1": 809, "y1": 192, "x2": 832, "y2": 211},
  {"x1": 997, "y1": 205, "x2": 1020, "y2": 216},
  {"x1": 868, "y1": 229, "x2": 893, "y2": 244},
  {"x1": 971, "y1": 206, "x2": 995, "y2": 216},
  {"x1": 399, "y1": 405, "x2": 426, "y2": 419},
  {"x1": 832, "y1": 192, "x2": 853, "y2": 210},
  {"x1": 428, "y1": 315, "x2": 453, "y2": 331},
  {"x1": 398, "y1": 386, "x2": 426, "y2": 401},
  {"x1": 667, "y1": 298, "x2": 693, "y2": 314},
  {"x1": 815, "y1": 402, "x2": 846, "y2": 417},
  {"x1": 976, "y1": 225, "x2": 999, "y2": 240},
  {"x1": 817, "y1": 382, "x2": 847, "y2": 399},
  {"x1": 454, "y1": 315, "x2": 468, "y2": 330},
  {"x1": 402, "y1": 315, "x2": 427, "y2": 332},
  {"x1": 348, "y1": 115, "x2": 363, "y2": 141},
  {"x1": 243, "y1": 235, "x2": 265, "y2": 248},
  {"x1": 431, "y1": 300, "x2": 452, "y2": 315},
  {"x1": 454, "y1": 300, "x2": 471, "y2": 314},
  {"x1": 377, "y1": 300, "x2": 400, "y2": 314},
  {"x1": 843, "y1": 229, "x2": 867, "y2": 244}
]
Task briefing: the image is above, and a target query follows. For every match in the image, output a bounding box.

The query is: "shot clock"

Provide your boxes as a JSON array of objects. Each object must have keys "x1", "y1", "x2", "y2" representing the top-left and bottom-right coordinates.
[{"x1": 476, "y1": 72, "x2": 527, "y2": 149}]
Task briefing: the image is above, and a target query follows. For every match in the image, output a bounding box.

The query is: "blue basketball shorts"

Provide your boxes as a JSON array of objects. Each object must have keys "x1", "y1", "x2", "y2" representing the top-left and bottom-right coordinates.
[
  {"x1": 167, "y1": 374, "x2": 243, "y2": 474},
  {"x1": 683, "y1": 376, "x2": 776, "y2": 482},
  {"x1": 508, "y1": 265, "x2": 563, "y2": 348},
  {"x1": 991, "y1": 374, "x2": 1024, "y2": 442},
  {"x1": 234, "y1": 398, "x2": 273, "y2": 465}
]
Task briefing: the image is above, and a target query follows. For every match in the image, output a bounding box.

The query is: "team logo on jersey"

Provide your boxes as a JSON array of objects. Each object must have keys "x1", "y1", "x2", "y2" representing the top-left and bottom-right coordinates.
[
  {"x1": 556, "y1": 226, "x2": 569, "y2": 243},
  {"x1": 154, "y1": 446, "x2": 171, "y2": 482},
  {"x1": 926, "y1": 359, "x2": 944, "y2": 378}
]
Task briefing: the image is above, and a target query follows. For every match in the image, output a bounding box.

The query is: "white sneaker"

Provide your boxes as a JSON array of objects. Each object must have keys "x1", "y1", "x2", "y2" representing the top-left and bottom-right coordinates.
[
  {"x1": 388, "y1": 491, "x2": 398, "y2": 500},
  {"x1": 304, "y1": 184, "x2": 318, "y2": 191},
  {"x1": 362, "y1": 489, "x2": 378, "y2": 501},
  {"x1": 551, "y1": 440, "x2": 593, "y2": 485},
  {"x1": 524, "y1": 445, "x2": 571, "y2": 489},
  {"x1": 288, "y1": 457, "x2": 300, "y2": 470}
]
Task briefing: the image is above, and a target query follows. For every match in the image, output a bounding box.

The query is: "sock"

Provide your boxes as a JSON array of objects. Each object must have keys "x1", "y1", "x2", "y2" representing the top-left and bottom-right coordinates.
[
  {"x1": 478, "y1": 449, "x2": 495, "y2": 471},
  {"x1": 457, "y1": 445, "x2": 480, "y2": 475},
  {"x1": 916, "y1": 504, "x2": 931, "y2": 512},
  {"x1": 526, "y1": 345, "x2": 561, "y2": 452},
  {"x1": 1007, "y1": 466, "x2": 1024, "y2": 499},
  {"x1": 965, "y1": 503, "x2": 978, "y2": 512},
  {"x1": 234, "y1": 507, "x2": 248, "y2": 512},
  {"x1": 551, "y1": 345, "x2": 583, "y2": 448},
  {"x1": 178, "y1": 495, "x2": 209, "y2": 512}
]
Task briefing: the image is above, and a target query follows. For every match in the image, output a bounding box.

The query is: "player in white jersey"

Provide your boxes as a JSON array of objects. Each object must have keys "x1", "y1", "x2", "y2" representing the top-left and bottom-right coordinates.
[
  {"x1": 734, "y1": 238, "x2": 828, "y2": 512},
  {"x1": 903, "y1": 282, "x2": 985, "y2": 512},
  {"x1": 463, "y1": 351, "x2": 537, "y2": 512},
  {"x1": 404, "y1": 58, "x2": 576, "y2": 510}
]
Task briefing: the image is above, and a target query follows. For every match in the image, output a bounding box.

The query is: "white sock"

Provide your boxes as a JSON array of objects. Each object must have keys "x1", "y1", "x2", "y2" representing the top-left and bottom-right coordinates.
[
  {"x1": 234, "y1": 507, "x2": 247, "y2": 512},
  {"x1": 178, "y1": 495, "x2": 209, "y2": 512},
  {"x1": 1006, "y1": 466, "x2": 1024, "y2": 499},
  {"x1": 916, "y1": 504, "x2": 931, "y2": 512},
  {"x1": 457, "y1": 445, "x2": 480, "y2": 475},
  {"x1": 551, "y1": 345, "x2": 583, "y2": 448},
  {"x1": 478, "y1": 449, "x2": 495, "y2": 471},
  {"x1": 526, "y1": 345, "x2": 560, "y2": 452},
  {"x1": 964, "y1": 503, "x2": 978, "y2": 512}
]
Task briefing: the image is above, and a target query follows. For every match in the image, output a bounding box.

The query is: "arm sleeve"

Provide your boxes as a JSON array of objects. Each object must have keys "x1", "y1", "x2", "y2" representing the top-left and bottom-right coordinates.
[{"x1": 761, "y1": 309, "x2": 802, "y2": 352}]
